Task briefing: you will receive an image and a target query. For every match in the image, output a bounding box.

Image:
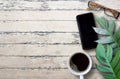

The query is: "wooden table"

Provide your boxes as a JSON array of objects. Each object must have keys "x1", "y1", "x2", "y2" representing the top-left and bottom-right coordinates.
[{"x1": 0, "y1": 0, "x2": 119, "y2": 79}]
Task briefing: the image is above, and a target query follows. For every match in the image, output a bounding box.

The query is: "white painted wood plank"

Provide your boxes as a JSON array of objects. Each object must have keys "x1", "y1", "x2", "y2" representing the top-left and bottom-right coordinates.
[
  {"x1": 0, "y1": 0, "x2": 44, "y2": 10},
  {"x1": 0, "y1": 18, "x2": 120, "y2": 32},
  {"x1": 1, "y1": 11, "x2": 119, "y2": 21},
  {"x1": 0, "y1": 56, "x2": 98, "y2": 69},
  {"x1": 0, "y1": 32, "x2": 80, "y2": 44},
  {"x1": 0, "y1": 1, "x2": 119, "y2": 79},
  {"x1": 0, "y1": 11, "x2": 119, "y2": 22},
  {"x1": 0, "y1": 69, "x2": 104, "y2": 79},
  {"x1": 48, "y1": 0, "x2": 120, "y2": 10},
  {"x1": 0, "y1": 11, "x2": 90, "y2": 20},
  {"x1": 0, "y1": 56, "x2": 68, "y2": 69},
  {"x1": 0, "y1": 21, "x2": 78, "y2": 31},
  {"x1": 0, "y1": 44, "x2": 96, "y2": 56},
  {"x1": 0, "y1": 0, "x2": 119, "y2": 10}
]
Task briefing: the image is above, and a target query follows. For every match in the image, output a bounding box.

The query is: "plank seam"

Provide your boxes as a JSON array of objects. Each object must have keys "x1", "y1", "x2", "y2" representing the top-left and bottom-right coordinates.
[
  {"x1": 0, "y1": 9, "x2": 119, "y2": 11},
  {"x1": 0, "y1": 31, "x2": 78, "y2": 34},
  {"x1": 0, "y1": 42, "x2": 80, "y2": 45},
  {"x1": 0, "y1": 55, "x2": 95, "y2": 58},
  {"x1": 0, "y1": 67, "x2": 96, "y2": 70}
]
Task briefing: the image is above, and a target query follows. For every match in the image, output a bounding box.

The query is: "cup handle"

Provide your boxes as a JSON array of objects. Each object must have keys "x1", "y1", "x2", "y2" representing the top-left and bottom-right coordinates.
[{"x1": 80, "y1": 75, "x2": 84, "y2": 79}]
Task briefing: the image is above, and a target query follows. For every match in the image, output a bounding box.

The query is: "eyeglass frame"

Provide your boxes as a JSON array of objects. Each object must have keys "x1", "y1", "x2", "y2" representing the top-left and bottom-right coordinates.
[{"x1": 87, "y1": 1, "x2": 120, "y2": 19}]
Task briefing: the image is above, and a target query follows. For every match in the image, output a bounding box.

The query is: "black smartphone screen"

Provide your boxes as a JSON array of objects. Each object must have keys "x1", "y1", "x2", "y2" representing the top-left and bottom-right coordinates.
[{"x1": 76, "y1": 13, "x2": 98, "y2": 50}]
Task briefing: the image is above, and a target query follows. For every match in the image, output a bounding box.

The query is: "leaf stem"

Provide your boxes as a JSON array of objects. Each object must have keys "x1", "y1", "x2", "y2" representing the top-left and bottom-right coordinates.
[{"x1": 106, "y1": 58, "x2": 117, "y2": 79}]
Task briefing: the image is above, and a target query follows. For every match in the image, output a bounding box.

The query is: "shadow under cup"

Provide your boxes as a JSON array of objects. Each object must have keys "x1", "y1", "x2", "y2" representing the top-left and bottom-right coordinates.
[{"x1": 68, "y1": 52, "x2": 92, "y2": 76}]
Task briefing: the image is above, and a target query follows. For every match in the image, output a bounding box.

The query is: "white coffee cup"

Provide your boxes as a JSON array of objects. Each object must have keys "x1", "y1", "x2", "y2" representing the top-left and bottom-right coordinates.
[{"x1": 67, "y1": 52, "x2": 92, "y2": 79}]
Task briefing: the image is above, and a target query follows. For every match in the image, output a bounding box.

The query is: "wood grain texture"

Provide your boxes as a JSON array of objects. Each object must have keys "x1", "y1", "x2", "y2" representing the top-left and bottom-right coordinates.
[
  {"x1": 0, "y1": 19, "x2": 120, "y2": 31},
  {"x1": 0, "y1": 11, "x2": 120, "y2": 21},
  {"x1": 0, "y1": 32, "x2": 80, "y2": 43},
  {"x1": 0, "y1": 0, "x2": 119, "y2": 10},
  {"x1": 0, "y1": 56, "x2": 98, "y2": 69},
  {"x1": 0, "y1": 69, "x2": 104, "y2": 79},
  {"x1": 0, "y1": 44, "x2": 97, "y2": 56},
  {"x1": 0, "y1": 0, "x2": 120, "y2": 79}
]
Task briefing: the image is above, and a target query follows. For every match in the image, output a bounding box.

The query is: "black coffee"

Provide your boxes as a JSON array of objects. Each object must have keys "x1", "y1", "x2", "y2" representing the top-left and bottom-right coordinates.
[{"x1": 71, "y1": 53, "x2": 89, "y2": 71}]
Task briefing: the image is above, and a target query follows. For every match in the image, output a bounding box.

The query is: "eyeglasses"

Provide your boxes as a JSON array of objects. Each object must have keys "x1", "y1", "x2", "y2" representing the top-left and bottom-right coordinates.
[{"x1": 87, "y1": 1, "x2": 120, "y2": 19}]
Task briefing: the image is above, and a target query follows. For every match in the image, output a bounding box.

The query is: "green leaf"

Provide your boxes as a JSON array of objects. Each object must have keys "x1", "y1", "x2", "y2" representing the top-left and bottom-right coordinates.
[
  {"x1": 117, "y1": 70, "x2": 120, "y2": 78},
  {"x1": 110, "y1": 43, "x2": 117, "y2": 48},
  {"x1": 96, "y1": 44, "x2": 105, "y2": 58},
  {"x1": 94, "y1": 16, "x2": 120, "y2": 52},
  {"x1": 119, "y1": 75, "x2": 120, "y2": 79},
  {"x1": 93, "y1": 27, "x2": 109, "y2": 35},
  {"x1": 114, "y1": 62, "x2": 120, "y2": 75},
  {"x1": 113, "y1": 27, "x2": 120, "y2": 41},
  {"x1": 108, "y1": 19, "x2": 115, "y2": 33},
  {"x1": 96, "y1": 16, "x2": 108, "y2": 28},
  {"x1": 96, "y1": 44, "x2": 119, "y2": 79},
  {"x1": 96, "y1": 36, "x2": 113, "y2": 44},
  {"x1": 111, "y1": 50, "x2": 120, "y2": 69},
  {"x1": 106, "y1": 45, "x2": 113, "y2": 62},
  {"x1": 96, "y1": 55, "x2": 107, "y2": 65},
  {"x1": 118, "y1": 75, "x2": 120, "y2": 79},
  {"x1": 102, "y1": 74, "x2": 116, "y2": 79},
  {"x1": 96, "y1": 65, "x2": 111, "y2": 72},
  {"x1": 95, "y1": 16, "x2": 120, "y2": 79}
]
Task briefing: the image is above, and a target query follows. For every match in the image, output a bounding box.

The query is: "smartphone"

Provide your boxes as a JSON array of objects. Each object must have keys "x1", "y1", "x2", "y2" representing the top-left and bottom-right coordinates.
[{"x1": 76, "y1": 13, "x2": 98, "y2": 50}]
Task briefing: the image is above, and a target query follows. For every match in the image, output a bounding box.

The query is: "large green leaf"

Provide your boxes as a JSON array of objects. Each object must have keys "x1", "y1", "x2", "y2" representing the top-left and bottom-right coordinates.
[
  {"x1": 96, "y1": 56, "x2": 107, "y2": 65},
  {"x1": 96, "y1": 44, "x2": 105, "y2": 58},
  {"x1": 95, "y1": 16, "x2": 120, "y2": 79},
  {"x1": 108, "y1": 18, "x2": 115, "y2": 33},
  {"x1": 110, "y1": 43, "x2": 117, "y2": 48},
  {"x1": 106, "y1": 45, "x2": 113, "y2": 62},
  {"x1": 111, "y1": 50, "x2": 120, "y2": 68},
  {"x1": 96, "y1": 65, "x2": 111, "y2": 72},
  {"x1": 94, "y1": 16, "x2": 120, "y2": 52},
  {"x1": 96, "y1": 16, "x2": 108, "y2": 29},
  {"x1": 96, "y1": 36, "x2": 113, "y2": 44},
  {"x1": 102, "y1": 74, "x2": 116, "y2": 79},
  {"x1": 93, "y1": 27, "x2": 109, "y2": 35},
  {"x1": 96, "y1": 44, "x2": 120, "y2": 79},
  {"x1": 113, "y1": 27, "x2": 120, "y2": 41}
]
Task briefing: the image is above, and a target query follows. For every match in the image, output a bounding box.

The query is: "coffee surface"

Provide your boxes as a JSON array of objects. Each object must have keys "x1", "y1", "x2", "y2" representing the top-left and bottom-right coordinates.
[{"x1": 71, "y1": 53, "x2": 89, "y2": 71}]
